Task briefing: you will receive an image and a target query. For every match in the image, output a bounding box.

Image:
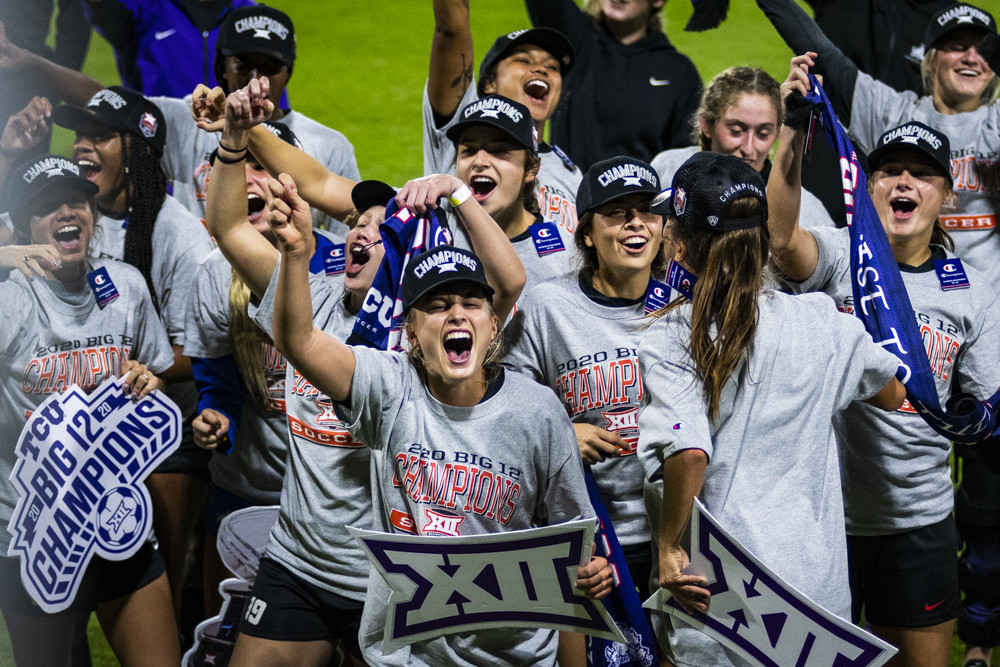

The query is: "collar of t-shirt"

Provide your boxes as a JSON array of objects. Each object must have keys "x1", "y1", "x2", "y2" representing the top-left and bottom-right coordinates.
[
  {"x1": 899, "y1": 245, "x2": 946, "y2": 273},
  {"x1": 579, "y1": 272, "x2": 644, "y2": 307},
  {"x1": 509, "y1": 213, "x2": 548, "y2": 243},
  {"x1": 479, "y1": 368, "x2": 505, "y2": 404}
]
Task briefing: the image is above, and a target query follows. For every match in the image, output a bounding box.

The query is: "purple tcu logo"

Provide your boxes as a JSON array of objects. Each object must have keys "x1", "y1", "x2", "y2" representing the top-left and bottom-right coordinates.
[
  {"x1": 8, "y1": 377, "x2": 181, "y2": 613},
  {"x1": 349, "y1": 520, "x2": 625, "y2": 652}
]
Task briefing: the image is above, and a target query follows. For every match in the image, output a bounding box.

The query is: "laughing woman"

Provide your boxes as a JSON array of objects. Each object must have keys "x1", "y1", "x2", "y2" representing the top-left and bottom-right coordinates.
[
  {"x1": 0, "y1": 156, "x2": 179, "y2": 667},
  {"x1": 263, "y1": 168, "x2": 613, "y2": 665},
  {"x1": 769, "y1": 55, "x2": 1000, "y2": 667},
  {"x1": 505, "y1": 155, "x2": 664, "y2": 599}
]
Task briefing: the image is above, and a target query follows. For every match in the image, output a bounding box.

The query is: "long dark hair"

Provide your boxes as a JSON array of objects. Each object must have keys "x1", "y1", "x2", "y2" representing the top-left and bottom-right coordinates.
[
  {"x1": 120, "y1": 135, "x2": 167, "y2": 312},
  {"x1": 653, "y1": 196, "x2": 769, "y2": 419}
]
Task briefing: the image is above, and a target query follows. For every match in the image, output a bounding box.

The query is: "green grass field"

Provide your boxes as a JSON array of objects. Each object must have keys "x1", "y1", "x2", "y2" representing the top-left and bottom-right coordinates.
[{"x1": 1, "y1": 0, "x2": 988, "y2": 665}]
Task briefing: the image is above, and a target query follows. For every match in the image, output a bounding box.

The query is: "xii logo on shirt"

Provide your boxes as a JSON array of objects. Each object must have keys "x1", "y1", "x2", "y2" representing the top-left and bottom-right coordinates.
[{"x1": 601, "y1": 406, "x2": 639, "y2": 455}]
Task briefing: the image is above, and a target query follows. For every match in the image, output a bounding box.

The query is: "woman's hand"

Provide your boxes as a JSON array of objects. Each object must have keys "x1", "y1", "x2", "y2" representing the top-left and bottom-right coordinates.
[
  {"x1": 659, "y1": 544, "x2": 710, "y2": 614},
  {"x1": 0, "y1": 244, "x2": 63, "y2": 279},
  {"x1": 121, "y1": 361, "x2": 164, "y2": 400},
  {"x1": 573, "y1": 423, "x2": 628, "y2": 465},
  {"x1": 1, "y1": 96, "x2": 51, "y2": 154},
  {"x1": 192, "y1": 408, "x2": 231, "y2": 450},
  {"x1": 394, "y1": 173, "x2": 465, "y2": 216},
  {"x1": 576, "y1": 554, "x2": 614, "y2": 600},
  {"x1": 781, "y1": 51, "x2": 817, "y2": 102},
  {"x1": 266, "y1": 173, "x2": 315, "y2": 260},
  {"x1": 191, "y1": 84, "x2": 227, "y2": 132}
]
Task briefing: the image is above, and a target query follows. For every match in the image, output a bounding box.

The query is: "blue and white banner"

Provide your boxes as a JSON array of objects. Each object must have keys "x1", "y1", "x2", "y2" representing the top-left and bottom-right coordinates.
[
  {"x1": 804, "y1": 75, "x2": 1000, "y2": 443},
  {"x1": 348, "y1": 520, "x2": 627, "y2": 652},
  {"x1": 644, "y1": 499, "x2": 896, "y2": 667},
  {"x1": 7, "y1": 377, "x2": 181, "y2": 613},
  {"x1": 346, "y1": 201, "x2": 451, "y2": 351}
]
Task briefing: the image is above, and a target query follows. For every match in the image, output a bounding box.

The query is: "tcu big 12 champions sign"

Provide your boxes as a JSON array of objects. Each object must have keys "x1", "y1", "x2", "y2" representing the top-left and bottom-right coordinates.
[{"x1": 8, "y1": 377, "x2": 181, "y2": 613}]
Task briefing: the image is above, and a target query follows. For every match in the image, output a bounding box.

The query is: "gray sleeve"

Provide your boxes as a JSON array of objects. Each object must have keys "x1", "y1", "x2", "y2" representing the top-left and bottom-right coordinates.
[
  {"x1": 799, "y1": 187, "x2": 837, "y2": 229},
  {"x1": 151, "y1": 95, "x2": 201, "y2": 184},
  {"x1": 157, "y1": 215, "x2": 213, "y2": 347},
  {"x1": 132, "y1": 283, "x2": 175, "y2": 375},
  {"x1": 848, "y1": 73, "x2": 922, "y2": 155},
  {"x1": 422, "y1": 79, "x2": 478, "y2": 176},
  {"x1": 335, "y1": 346, "x2": 408, "y2": 451},
  {"x1": 537, "y1": 406, "x2": 596, "y2": 526},
  {"x1": 754, "y1": 0, "x2": 858, "y2": 121},
  {"x1": 955, "y1": 284, "x2": 1000, "y2": 399},
  {"x1": 183, "y1": 261, "x2": 231, "y2": 359},
  {"x1": 0, "y1": 281, "x2": 31, "y2": 353},
  {"x1": 250, "y1": 260, "x2": 281, "y2": 339},
  {"x1": 790, "y1": 226, "x2": 851, "y2": 295},
  {"x1": 502, "y1": 295, "x2": 546, "y2": 383}
]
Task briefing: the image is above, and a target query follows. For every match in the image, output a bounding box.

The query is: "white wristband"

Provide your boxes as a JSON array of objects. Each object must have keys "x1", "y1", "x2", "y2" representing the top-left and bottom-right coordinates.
[{"x1": 448, "y1": 184, "x2": 472, "y2": 207}]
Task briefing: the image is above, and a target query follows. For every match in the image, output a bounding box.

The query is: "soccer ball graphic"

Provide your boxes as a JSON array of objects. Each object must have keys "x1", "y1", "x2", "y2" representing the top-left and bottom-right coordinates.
[{"x1": 96, "y1": 486, "x2": 146, "y2": 553}]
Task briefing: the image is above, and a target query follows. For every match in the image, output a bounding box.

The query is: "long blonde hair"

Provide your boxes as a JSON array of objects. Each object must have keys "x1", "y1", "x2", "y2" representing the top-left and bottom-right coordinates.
[{"x1": 228, "y1": 268, "x2": 269, "y2": 403}]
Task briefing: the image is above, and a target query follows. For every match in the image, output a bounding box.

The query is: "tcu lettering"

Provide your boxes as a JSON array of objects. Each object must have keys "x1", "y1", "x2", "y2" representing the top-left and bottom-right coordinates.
[
  {"x1": 392, "y1": 453, "x2": 522, "y2": 528},
  {"x1": 361, "y1": 288, "x2": 394, "y2": 327}
]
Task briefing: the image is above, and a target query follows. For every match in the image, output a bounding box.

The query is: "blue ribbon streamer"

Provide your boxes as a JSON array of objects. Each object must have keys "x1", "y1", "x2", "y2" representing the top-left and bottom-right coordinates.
[
  {"x1": 805, "y1": 75, "x2": 1000, "y2": 443},
  {"x1": 584, "y1": 468, "x2": 659, "y2": 667}
]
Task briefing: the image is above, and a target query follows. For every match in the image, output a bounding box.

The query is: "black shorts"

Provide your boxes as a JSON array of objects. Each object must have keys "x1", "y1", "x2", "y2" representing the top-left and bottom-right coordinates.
[
  {"x1": 154, "y1": 419, "x2": 211, "y2": 479},
  {"x1": 848, "y1": 516, "x2": 960, "y2": 627},
  {"x1": 239, "y1": 557, "x2": 363, "y2": 655},
  {"x1": 0, "y1": 541, "x2": 165, "y2": 617}
]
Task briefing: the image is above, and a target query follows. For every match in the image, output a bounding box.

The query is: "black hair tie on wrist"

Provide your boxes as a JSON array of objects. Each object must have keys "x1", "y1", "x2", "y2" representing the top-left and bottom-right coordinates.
[
  {"x1": 218, "y1": 140, "x2": 248, "y2": 155},
  {"x1": 214, "y1": 150, "x2": 247, "y2": 165}
]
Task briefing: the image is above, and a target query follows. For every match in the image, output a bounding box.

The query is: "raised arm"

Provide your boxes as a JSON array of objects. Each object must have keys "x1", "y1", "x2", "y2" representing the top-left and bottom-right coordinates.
[
  {"x1": 0, "y1": 96, "x2": 51, "y2": 189},
  {"x1": 266, "y1": 174, "x2": 356, "y2": 403},
  {"x1": 394, "y1": 174, "x2": 526, "y2": 322},
  {"x1": 754, "y1": 0, "x2": 857, "y2": 123},
  {"x1": 202, "y1": 79, "x2": 279, "y2": 297},
  {"x1": 767, "y1": 54, "x2": 820, "y2": 283},
  {"x1": 427, "y1": 0, "x2": 475, "y2": 118},
  {"x1": 0, "y1": 22, "x2": 103, "y2": 105}
]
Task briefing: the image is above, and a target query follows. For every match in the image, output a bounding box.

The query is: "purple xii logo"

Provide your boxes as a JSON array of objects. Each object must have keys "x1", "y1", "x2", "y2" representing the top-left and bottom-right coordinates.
[
  {"x1": 348, "y1": 520, "x2": 626, "y2": 652},
  {"x1": 8, "y1": 377, "x2": 181, "y2": 613}
]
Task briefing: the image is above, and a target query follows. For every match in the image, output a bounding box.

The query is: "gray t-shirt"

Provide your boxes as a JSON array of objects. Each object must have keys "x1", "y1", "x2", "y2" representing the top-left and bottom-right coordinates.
[
  {"x1": 650, "y1": 145, "x2": 837, "y2": 229},
  {"x1": 451, "y1": 212, "x2": 576, "y2": 310},
  {"x1": 505, "y1": 274, "x2": 649, "y2": 546},
  {"x1": 638, "y1": 289, "x2": 899, "y2": 667},
  {"x1": 0, "y1": 259, "x2": 174, "y2": 552},
  {"x1": 337, "y1": 346, "x2": 594, "y2": 666},
  {"x1": 183, "y1": 248, "x2": 289, "y2": 505},
  {"x1": 849, "y1": 73, "x2": 1000, "y2": 288},
  {"x1": 422, "y1": 80, "x2": 583, "y2": 236},
  {"x1": 90, "y1": 194, "x2": 213, "y2": 423},
  {"x1": 152, "y1": 95, "x2": 362, "y2": 239},
  {"x1": 252, "y1": 263, "x2": 372, "y2": 601},
  {"x1": 792, "y1": 225, "x2": 1000, "y2": 534}
]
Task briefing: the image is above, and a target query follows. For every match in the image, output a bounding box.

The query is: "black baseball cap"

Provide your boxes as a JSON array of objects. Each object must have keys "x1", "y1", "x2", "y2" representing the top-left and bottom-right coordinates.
[
  {"x1": 4, "y1": 154, "x2": 99, "y2": 225},
  {"x1": 401, "y1": 246, "x2": 494, "y2": 313},
  {"x1": 478, "y1": 27, "x2": 574, "y2": 90},
  {"x1": 651, "y1": 153, "x2": 768, "y2": 233},
  {"x1": 576, "y1": 156, "x2": 661, "y2": 216},
  {"x1": 924, "y1": 3, "x2": 996, "y2": 50},
  {"x1": 446, "y1": 95, "x2": 538, "y2": 154},
  {"x1": 217, "y1": 5, "x2": 296, "y2": 69},
  {"x1": 52, "y1": 87, "x2": 167, "y2": 156},
  {"x1": 351, "y1": 180, "x2": 396, "y2": 213},
  {"x1": 866, "y1": 121, "x2": 953, "y2": 185},
  {"x1": 209, "y1": 120, "x2": 299, "y2": 165}
]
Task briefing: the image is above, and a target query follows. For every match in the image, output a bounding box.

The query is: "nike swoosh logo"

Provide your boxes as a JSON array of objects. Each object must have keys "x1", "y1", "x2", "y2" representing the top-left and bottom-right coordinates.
[
  {"x1": 649, "y1": 77, "x2": 670, "y2": 87},
  {"x1": 154, "y1": 29, "x2": 176, "y2": 41},
  {"x1": 924, "y1": 600, "x2": 945, "y2": 611}
]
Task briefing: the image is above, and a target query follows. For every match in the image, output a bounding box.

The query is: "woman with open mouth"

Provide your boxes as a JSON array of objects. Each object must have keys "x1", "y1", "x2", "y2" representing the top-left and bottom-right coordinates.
[
  {"x1": 0, "y1": 154, "x2": 181, "y2": 666},
  {"x1": 505, "y1": 155, "x2": 664, "y2": 628},
  {"x1": 639, "y1": 150, "x2": 905, "y2": 667},
  {"x1": 263, "y1": 169, "x2": 613, "y2": 663},
  {"x1": 770, "y1": 55, "x2": 1000, "y2": 667},
  {"x1": 49, "y1": 85, "x2": 215, "y2": 619}
]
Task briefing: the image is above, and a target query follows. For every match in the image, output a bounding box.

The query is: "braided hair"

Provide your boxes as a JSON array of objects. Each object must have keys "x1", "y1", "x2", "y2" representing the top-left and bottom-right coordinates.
[{"x1": 120, "y1": 135, "x2": 167, "y2": 313}]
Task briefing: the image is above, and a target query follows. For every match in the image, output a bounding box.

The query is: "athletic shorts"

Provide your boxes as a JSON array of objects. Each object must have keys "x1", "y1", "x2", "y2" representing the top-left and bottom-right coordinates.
[
  {"x1": 0, "y1": 541, "x2": 164, "y2": 617},
  {"x1": 239, "y1": 556, "x2": 363, "y2": 655},
  {"x1": 154, "y1": 420, "x2": 211, "y2": 479},
  {"x1": 848, "y1": 515, "x2": 960, "y2": 627},
  {"x1": 205, "y1": 484, "x2": 255, "y2": 537},
  {"x1": 621, "y1": 541, "x2": 654, "y2": 600}
]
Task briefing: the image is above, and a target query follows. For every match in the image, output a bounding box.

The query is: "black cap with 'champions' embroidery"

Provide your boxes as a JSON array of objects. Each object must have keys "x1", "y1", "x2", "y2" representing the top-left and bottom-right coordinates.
[
  {"x1": 477, "y1": 27, "x2": 574, "y2": 88},
  {"x1": 924, "y1": 3, "x2": 996, "y2": 51},
  {"x1": 4, "y1": 154, "x2": 99, "y2": 225},
  {"x1": 446, "y1": 95, "x2": 538, "y2": 154},
  {"x1": 576, "y1": 156, "x2": 661, "y2": 216},
  {"x1": 651, "y1": 153, "x2": 768, "y2": 233},
  {"x1": 866, "y1": 121, "x2": 953, "y2": 185},
  {"x1": 351, "y1": 180, "x2": 397, "y2": 213},
  {"x1": 401, "y1": 246, "x2": 494, "y2": 313},
  {"x1": 217, "y1": 5, "x2": 296, "y2": 69},
  {"x1": 52, "y1": 87, "x2": 167, "y2": 156}
]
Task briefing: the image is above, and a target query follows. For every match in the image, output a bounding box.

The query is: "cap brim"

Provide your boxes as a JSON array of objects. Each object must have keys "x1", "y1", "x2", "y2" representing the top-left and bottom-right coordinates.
[
  {"x1": 404, "y1": 278, "x2": 495, "y2": 313},
  {"x1": 218, "y1": 46, "x2": 294, "y2": 69},
  {"x1": 445, "y1": 117, "x2": 535, "y2": 153},
  {"x1": 11, "y1": 177, "x2": 99, "y2": 219},
  {"x1": 504, "y1": 28, "x2": 574, "y2": 74},
  {"x1": 351, "y1": 180, "x2": 396, "y2": 212},
  {"x1": 649, "y1": 189, "x2": 674, "y2": 216},
  {"x1": 51, "y1": 104, "x2": 106, "y2": 132},
  {"x1": 866, "y1": 143, "x2": 952, "y2": 183}
]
